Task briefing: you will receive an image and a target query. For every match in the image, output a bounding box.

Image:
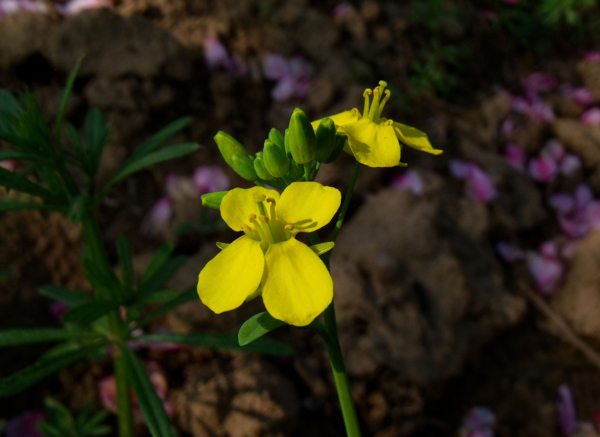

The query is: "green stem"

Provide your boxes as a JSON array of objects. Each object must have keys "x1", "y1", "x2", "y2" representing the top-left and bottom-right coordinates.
[
  {"x1": 113, "y1": 343, "x2": 135, "y2": 437},
  {"x1": 310, "y1": 160, "x2": 362, "y2": 436},
  {"x1": 303, "y1": 163, "x2": 311, "y2": 181},
  {"x1": 311, "y1": 162, "x2": 322, "y2": 181}
]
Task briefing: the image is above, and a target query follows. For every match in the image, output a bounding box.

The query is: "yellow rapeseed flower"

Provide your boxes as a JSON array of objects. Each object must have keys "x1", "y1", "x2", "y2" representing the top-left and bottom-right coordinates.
[
  {"x1": 197, "y1": 182, "x2": 341, "y2": 326},
  {"x1": 312, "y1": 81, "x2": 443, "y2": 167}
]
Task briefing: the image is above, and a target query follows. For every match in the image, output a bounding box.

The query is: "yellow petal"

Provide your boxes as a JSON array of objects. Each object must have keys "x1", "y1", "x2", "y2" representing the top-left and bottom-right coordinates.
[
  {"x1": 262, "y1": 238, "x2": 333, "y2": 326},
  {"x1": 221, "y1": 186, "x2": 280, "y2": 231},
  {"x1": 393, "y1": 122, "x2": 443, "y2": 155},
  {"x1": 197, "y1": 236, "x2": 264, "y2": 313},
  {"x1": 276, "y1": 182, "x2": 341, "y2": 233},
  {"x1": 311, "y1": 109, "x2": 360, "y2": 131},
  {"x1": 340, "y1": 118, "x2": 401, "y2": 167}
]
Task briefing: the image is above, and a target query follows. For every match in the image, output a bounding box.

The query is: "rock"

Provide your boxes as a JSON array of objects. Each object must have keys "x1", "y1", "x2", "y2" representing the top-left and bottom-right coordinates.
[
  {"x1": 172, "y1": 354, "x2": 299, "y2": 437},
  {"x1": 454, "y1": 92, "x2": 511, "y2": 149},
  {"x1": 0, "y1": 13, "x2": 52, "y2": 69},
  {"x1": 551, "y1": 231, "x2": 600, "y2": 340},
  {"x1": 45, "y1": 9, "x2": 192, "y2": 80},
  {"x1": 331, "y1": 188, "x2": 526, "y2": 384},
  {"x1": 552, "y1": 119, "x2": 600, "y2": 168},
  {"x1": 577, "y1": 60, "x2": 600, "y2": 101}
]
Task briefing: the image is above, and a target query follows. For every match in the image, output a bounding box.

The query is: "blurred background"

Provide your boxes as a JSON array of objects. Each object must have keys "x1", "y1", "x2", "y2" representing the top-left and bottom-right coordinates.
[{"x1": 2, "y1": 0, "x2": 600, "y2": 436}]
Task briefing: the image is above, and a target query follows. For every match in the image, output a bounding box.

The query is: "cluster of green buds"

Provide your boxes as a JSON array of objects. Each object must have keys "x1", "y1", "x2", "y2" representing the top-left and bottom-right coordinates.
[{"x1": 213, "y1": 109, "x2": 346, "y2": 190}]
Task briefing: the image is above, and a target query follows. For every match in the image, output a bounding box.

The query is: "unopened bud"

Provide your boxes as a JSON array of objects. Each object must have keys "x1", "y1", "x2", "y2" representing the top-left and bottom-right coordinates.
[
  {"x1": 214, "y1": 131, "x2": 251, "y2": 169},
  {"x1": 288, "y1": 108, "x2": 316, "y2": 164},
  {"x1": 263, "y1": 140, "x2": 289, "y2": 178},
  {"x1": 268, "y1": 128, "x2": 285, "y2": 150},
  {"x1": 231, "y1": 154, "x2": 259, "y2": 181},
  {"x1": 315, "y1": 117, "x2": 337, "y2": 163},
  {"x1": 253, "y1": 155, "x2": 274, "y2": 180},
  {"x1": 201, "y1": 191, "x2": 228, "y2": 211}
]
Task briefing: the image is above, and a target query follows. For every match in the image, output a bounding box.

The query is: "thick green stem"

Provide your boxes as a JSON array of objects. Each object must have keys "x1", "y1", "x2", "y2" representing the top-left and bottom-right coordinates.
[
  {"x1": 81, "y1": 212, "x2": 135, "y2": 437},
  {"x1": 113, "y1": 343, "x2": 135, "y2": 437},
  {"x1": 310, "y1": 160, "x2": 362, "y2": 436}
]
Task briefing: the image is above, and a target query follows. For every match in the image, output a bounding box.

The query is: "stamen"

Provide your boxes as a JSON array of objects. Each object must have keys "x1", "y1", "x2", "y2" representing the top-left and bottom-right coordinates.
[
  {"x1": 373, "y1": 90, "x2": 391, "y2": 122},
  {"x1": 254, "y1": 194, "x2": 266, "y2": 203},
  {"x1": 284, "y1": 224, "x2": 294, "y2": 230},
  {"x1": 249, "y1": 215, "x2": 271, "y2": 243},
  {"x1": 240, "y1": 224, "x2": 252, "y2": 236},
  {"x1": 266, "y1": 197, "x2": 276, "y2": 204},
  {"x1": 258, "y1": 215, "x2": 269, "y2": 222},
  {"x1": 249, "y1": 214, "x2": 257, "y2": 220},
  {"x1": 379, "y1": 80, "x2": 388, "y2": 88},
  {"x1": 267, "y1": 199, "x2": 277, "y2": 222},
  {"x1": 367, "y1": 88, "x2": 381, "y2": 120},
  {"x1": 363, "y1": 89, "x2": 372, "y2": 117}
]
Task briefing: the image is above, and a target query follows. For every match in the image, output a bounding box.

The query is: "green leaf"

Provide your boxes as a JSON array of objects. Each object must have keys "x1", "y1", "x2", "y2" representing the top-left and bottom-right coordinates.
[
  {"x1": 0, "y1": 201, "x2": 64, "y2": 213},
  {"x1": 140, "y1": 243, "x2": 174, "y2": 283},
  {"x1": 0, "y1": 329, "x2": 99, "y2": 348},
  {"x1": 105, "y1": 142, "x2": 199, "y2": 191},
  {"x1": 0, "y1": 166, "x2": 58, "y2": 201},
  {"x1": 138, "y1": 290, "x2": 180, "y2": 304},
  {"x1": 62, "y1": 301, "x2": 121, "y2": 324},
  {"x1": 84, "y1": 108, "x2": 111, "y2": 154},
  {"x1": 122, "y1": 345, "x2": 172, "y2": 437},
  {"x1": 68, "y1": 195, "x2": 87, "y2": 224},
  {"x1": 133, "y1": 332, "x2": 293, "y2": 356},
  {"x1": 238, "y1": 312, "x2": 287, "y2": 346},
  {"x1": 136, "y1": 288, "x2": 196, "y2": 329},
  {"x1": 0, "y1": 343, "x2": 105, "y2": 397},
  {"x1": 38, "y1": 285, "x2": 90, "y2": 306},
  {"x1": 0, "y1": 150, "x2": 39, "y2": 162},
  {"x1": 54, "y1": 57, "x2": 83, "y2": 142},
  {"x1": 117, "y1": 237, "x2": 134, "y2": 293},
  {"x1": 138, "y1": 256, "x2": 186, "y2": 296},
  {"x1": 130, "y1": 117, "x2": 191, "y2": 160},
  {"x1": 309, "y1": 242, "x2": 335, "y2": 257}
]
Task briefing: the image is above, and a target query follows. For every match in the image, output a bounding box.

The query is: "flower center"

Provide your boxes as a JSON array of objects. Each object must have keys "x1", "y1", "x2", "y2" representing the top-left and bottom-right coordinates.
[
  {"x1": 362, "y1": 80, "x2": 392, "y2": 124},
  {"x1": 240, "y1": 195, "x2": 294, "y2": 248}
]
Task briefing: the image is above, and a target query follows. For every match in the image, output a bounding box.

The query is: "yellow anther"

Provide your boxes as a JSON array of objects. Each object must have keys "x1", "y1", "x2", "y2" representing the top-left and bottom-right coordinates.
[
  {"x1": 284, "y1": 224, "x2": 294, "y2": 230},
  {"x1": 249, "y1": 213, "x2": 257, "y2": 220},
  {"x1": 254, "y1": 194, "x2": 266, "y2": 202},
  {"x1": 241, "y1": 224, "x2": 250, "y2": 230},
  {"x1": 363, "y1": 89, "x2": 372, "y2": 97},
  {"x1": 266, "y1": 197, "x2": 276, "y2": 204},
  {"x1": 259, "y1": 215, "x2": 269, "y2": 222},
  {"x1": 379, "y1": 80, "x2": 388, "y2": 87}
]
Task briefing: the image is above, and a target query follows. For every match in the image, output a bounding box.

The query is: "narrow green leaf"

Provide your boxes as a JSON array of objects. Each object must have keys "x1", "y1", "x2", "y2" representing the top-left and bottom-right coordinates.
[
  {"x1": 84, "y1": 108, "x2": 111, "y2": 154},
  {"x1": 309, "y1": 242, "x2": 335, "y2": 256},
  {"x1": 0, "y1": 166, "x2": 57, "y2": 201},
  {"x1": 238, "y1": 312, "x2": 287, "y2": 346},
  {"x1": 109, "y1": 143, "x2": 199, "y2": 188},
  {"x1": 54, "y1": 57, "x2": 83, "y2": 141},
  {"x1": 117, "y1": 237, "x2": 135, "y2": 293},
  {"x1": 138, "y1": 256, "x2": 186, "y2": 296},
  {"x1": 0, "y1": 329, "x2": 99, "y2": 348},
  {"x1": 0, "y1": 201, "x2": 63, "y2": 213},
  {"x1": 122, "y1": 345, "x2": 172, "y2": 437},
  {"x1": 0, "y1": 343, "x2": 104, "y2": 397},
  {"x1": 38, "y1": 285, "x2": 90, "y2": 306},
  {"x1": 140, "y1": 243, "x2": 174, "y2": 284},
  {"x1": 136, "y1": 288, "x2": 196, "y2": 329},
  {"x1": 138, "y1": 290, "x2": 179, "y2": 304},
  {"x1": 0, "y1": 150, "x2": 39, "y2": 162},
  {"x1": 131, "y1": 117, "x2": 192, "y2": 160},
  {"x1": 62, "y1": 301, "x2": 121, "y2": 324},
  {"x1": 133, "y1": 332, "x2": 293, "y2": 356}
]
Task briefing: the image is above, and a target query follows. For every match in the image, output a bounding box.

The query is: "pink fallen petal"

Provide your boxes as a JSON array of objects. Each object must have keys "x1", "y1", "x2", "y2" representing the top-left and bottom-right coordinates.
[
  {"x1": 193, "y1": 166, "x2": 230, "y2": 195},
  {"x1": 56, "y1": 0, "x2": 112, "y2": 15},
  {"x1": 226, "y1": 53, "x2": 249, "y2": 79},
  {"x1": 504, "y1": 143, "x2": 527, "y2": 169},
  {"x1": 529, "y1": 99, "x2": 555, "y2": 122},
  {"x1": 391, "y1": 170, "x2": 424, "y2": 195},
  {"x1": 0, "y1": 0, "x2": 48, "y2": 14},
  {"x1": 559, "y1": 216, "x2": 586, "y2": 239},
  {"x1": 574, "y1": 184, "x2": 593, "y2": 209},
  {"x1": 271, "y1": 75, "x2": 297, "y2": 102},
  {"x1": 561, "y1": 242, "x2": 577, "y2": 260},
  {"x1": 580, "y1": 107, "x2": 600, "y2": 125},
  {"x1": 501, "y1": 116, "x2": 518, "y2": 137},
  {"x1": 50, "y1": 302, "x2": 69, "y2": 320},
  {"x1": 511, "y1": 96, "x2": 531, "y2": 113},
  {"x1": 99, "y1": 376, "x2": 117, "y2": 413},
  {"x1": 294, "y1": 76, "x2": 311, "y2": 99},
  {"x1": 466, "y1": 166, "x2": 497, "y2": 203},
  {"x1": 262, "y1": 54, "x2": 290, "y2": 81},
  {"x1": 203, "y1": 36, "x2": 229, "y2": 70},
  {"x1": 583, "y1": 51, "x2": 600, "y2": 62},
  {"x1": 543, "y1": 139, "x2": 565, "y2": 163},
  {"x1": 559, "y1": 154, "x2": 581, "y2": 176},
  {"x1": 557, "y1": 384, "x2": 577, "y2": 436},
  {"x1": 0, "y1": 160, "x2": 17, "y2": 171},
  {"x1": 549, "y1": 193, "x2": 575, "y2": 215},
  {"x1": 528, "y1": 155, "x2": 557, "y2": 183},
  {"x1": 584, "y1": 201, "x2": 600, "y2": 231},
  {"x1": 6, "y1": 411, "x2": 44, "y2": 437},
  {"x1": 480, "y1": 9, "x2": 498, "y2": 21},
  {"x1": 562, "y1": 85, "x2": 595, "y2": 107},
  {"x1": 527, "y1": 252, "x2": 564, "y2": 295},
  {"x1": 496, "y1": 241, "x2": 525, "y2": 263},
  {"x1": 522, "y1": 72, "x2": 557, "y2": 97},
  {"x1": 449, "y1": 159, "x2": 471, "y2": 179},
  {"x1": 540, "y1": 241, "x2": 559, "y2": 259},
  {"x1": 462, "y1": 406, "x2": 496, "y2": 432},
  {"x1": 332, "y1": 3, "x2": 353, "y2": 19},
  {"x1": 146, "y1": 197, "x2": 172, "y2": 233}
]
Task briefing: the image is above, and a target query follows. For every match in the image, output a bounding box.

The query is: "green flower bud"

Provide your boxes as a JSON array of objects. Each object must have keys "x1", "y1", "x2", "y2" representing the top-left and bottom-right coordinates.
[
  {"x1": 214, "y1": 131, "x2": 250, "y2": 169},
  {"x1": 201, "y1": 191, "x2": 228, "y2": 211},
  {"x1": 288, "y1": 108, "x2": 316, "y2": 164},
  {"x1": 253, "y1": 155, "x2": 273, "y2": 180},
  {"x1": 289, "y1": 159, "x2": 304, "y2": 180},
  {"x1": 268, "y1": 128, "x2": 285, "y2": 150},
  {"x1": 315, "y1": 117, "x2": 338, "y2": 163},
  {"x1": 263, "y1": 140, "x2": 289, "y2": 178},
  {"x1": 326, "y1": 134, "x2": 347, "y2": 163},
  {"x1": 231, "y1": 154, "x2": 259, "y2": 181},
  {"x1": 284, "y1": 128, "x2": 291, "y2": 158}
]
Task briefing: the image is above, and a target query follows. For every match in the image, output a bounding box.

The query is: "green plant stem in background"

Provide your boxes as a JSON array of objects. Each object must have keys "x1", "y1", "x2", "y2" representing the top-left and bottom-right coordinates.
[
  {"x1": 113, "y1": 344, "x2": 135, "y2": 437},
  {"x1": 310, "y1": 160, "x2": 362, "y2": 437}
]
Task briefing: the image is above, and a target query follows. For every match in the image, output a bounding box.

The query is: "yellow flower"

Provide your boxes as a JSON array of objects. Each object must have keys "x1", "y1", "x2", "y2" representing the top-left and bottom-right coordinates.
[
  {"x1": 197, "y1": 182, "x2": 341, "y2": 326},
  {"x1": 312, "y1": 81, "x2": 443, "y2": 167}
]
